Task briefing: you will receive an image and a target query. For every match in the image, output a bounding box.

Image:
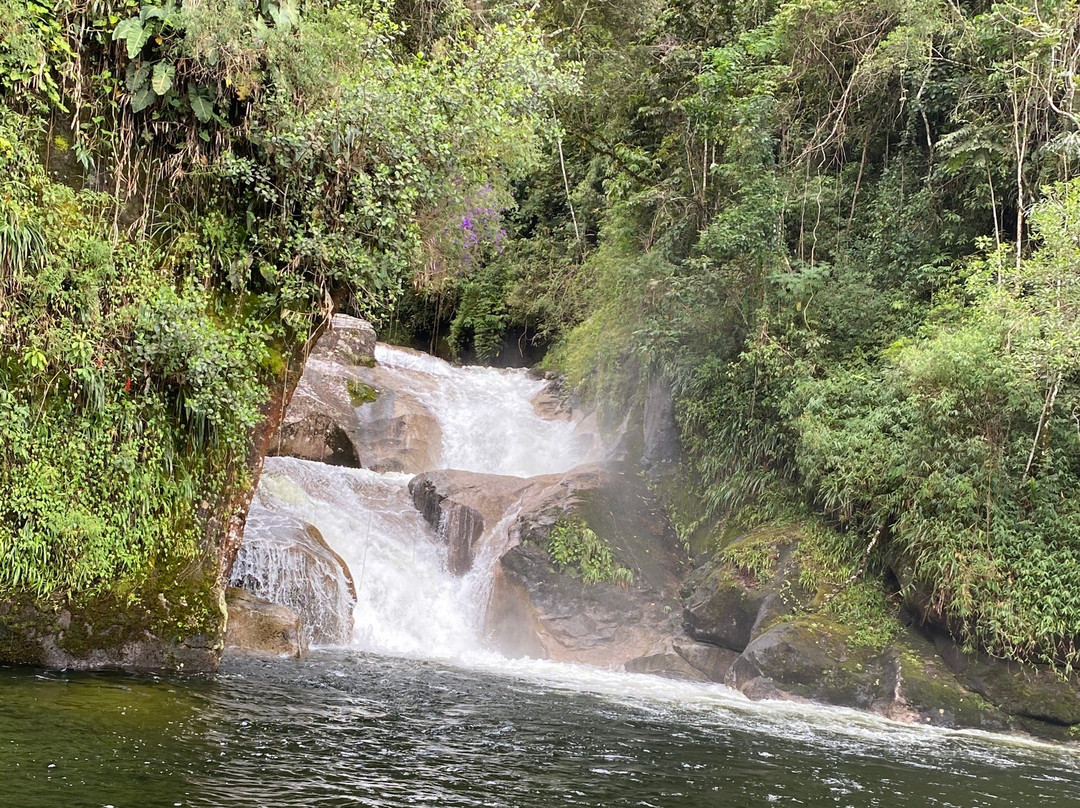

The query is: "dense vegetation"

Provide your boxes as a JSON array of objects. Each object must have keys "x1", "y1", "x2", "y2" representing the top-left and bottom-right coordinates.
[
  {"x1": 3, "y1": 0, "x2": 1079, "y2": 674},
  {"x1": 505, "y1": 0, "x2": 1080, "y2": 669},
  {"x1": 437, "y1": 0, "x2": 1080, "y2": 671},
  {"x1": 0, "y1": 0, "x2": 564, "y2": 626}
]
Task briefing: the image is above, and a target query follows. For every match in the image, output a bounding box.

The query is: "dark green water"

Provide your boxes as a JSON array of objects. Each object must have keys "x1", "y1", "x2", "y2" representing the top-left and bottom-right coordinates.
[{"x1": 3, "y1": 651, "x2": 1079, "y2": 808}]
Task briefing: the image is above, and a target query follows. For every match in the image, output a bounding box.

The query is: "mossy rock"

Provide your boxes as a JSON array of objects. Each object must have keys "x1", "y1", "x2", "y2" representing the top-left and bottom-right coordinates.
[
  {"x1": 682, "y1": 525, "x2": 811, "y2": 653},
  {"x1": 885, "y1": 630, "x2": 1014, "y2": 732},
  {"x1": 346, "y1": 379, "x2": 378, "y2": 406},
  {"x1": 0, "y1": 575, "x2": 226, "y2": 672},
  {"x1": 934, "y1": 632, "x2": 1080, "y2": 734},
  {"x1": 729, "y1": 615, "x2": 889, "y2": 709}
]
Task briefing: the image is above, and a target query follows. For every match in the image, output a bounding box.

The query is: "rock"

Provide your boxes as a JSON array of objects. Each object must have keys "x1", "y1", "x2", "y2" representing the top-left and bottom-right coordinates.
[
  {"x1": 481, "y1": 463, "x2": 687, "y2": 668},
  {"x1": 642, "y1": 376, "x2": 680, "y2": 475},
  {"x1": 530, "y1": 379, "x2": 573, "y2": 421},
  {"x1": 0, "y1": 586, "x2": 226, "y2": 672},
  {"x1": 348, "y1": 373, "x2": 442, "y2": 472},
  {"x1": 673, "y1": 637, "x2": 740, "y2": 682},
  {"x1": 408, "y1": 463, "x2": 687, "y2": 669},
  {"x1": 409, "y1": 470, "x2": 541, "y2": 575},
  {"x1": 682, "y1": 528, "x2": 809, "y2": 652},
  {"x1": 880, "y1": 629, "x2": 1013, "y2": 732},
  {"x1": 933, "y1": 631, "x2": 1080, "y2": 735},
  {"x1": 231, "y1": 511, "x2": 356, "y2": 644},
  {"x1": 626, "y1": 637, "x2": 710, "y2": 681},
  {"x1": 272, "y1": 410, "x2": 361, "y2": 467},
  {"x1": 625, "y1": 636, "x2": 739, "y2": 682},
  {"x1": 224, "y1": 588, "x2": 307, "y2": 658},
  {"x1": 726, "y1": 615, "x2": 1017, "y2": 733},
  {"x1": 309, "y1": 314, "x2": 377, "y2": 366},
  {"x1": 727, "y1": 616, "x2": 890, "y2": 710},
  {"x1": 409, "y1": 476, "x2": 486, "y2": 575},
  {"x1": 683, "y1": 563, "x2": 765, "y2": 652},
  {"x1": 271, "y1": 329, "x2": 444, "y2": 473},
  {"x1": 490, "y1": 542, "x2": 680, "y2": 667}
]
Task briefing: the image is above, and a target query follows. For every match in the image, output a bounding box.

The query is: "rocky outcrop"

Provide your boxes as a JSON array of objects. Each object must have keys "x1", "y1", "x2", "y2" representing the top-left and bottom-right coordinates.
[
  {"x1": 410, "y1": 463, "x2": 705, "y2": 675},
  {"x1": 0, "y1": 587, "x2": 225, "y2": 671},
  {"x1": 932, "y1": 633, "x2": 1080, "y2": 740},
  {"x1": 726, "y1": 616, "x2": 1015, "y2": 733},
  {"x1": 271, "y1": 316, "x2": 443, "y2": 473},
  {"x1": 224, "y1": 588, "x2": 307, "y2": 658},
  {"x1": 642, "y1": 376, "x2": 680, "y2": 476},
  {"x1": 407, "y1": 471, "x2": 535, "y2": 575},
  {"x1": 230, "y1": 513, "x2": 356, "y2": 644},
  {"x1": 683, "y1": 530, "x2": 808, "y2": 653},
  {"x1": 680, "y1": 525, "x2": 1080, "y2": 741}
]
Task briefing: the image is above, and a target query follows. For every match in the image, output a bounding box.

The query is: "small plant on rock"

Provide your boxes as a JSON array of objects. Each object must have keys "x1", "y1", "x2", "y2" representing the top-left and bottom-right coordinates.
[{"x1": 547, "y1": 517, "x2": 633, "y2": 586}]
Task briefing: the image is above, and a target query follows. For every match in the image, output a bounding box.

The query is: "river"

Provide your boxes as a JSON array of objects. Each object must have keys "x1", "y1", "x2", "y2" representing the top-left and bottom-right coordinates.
[
  {"x1": 4, "y1": 652, "x2": 1080, "y2": 807},
  {"x1": 4, "y1": 341, "x2": 1080, "y2": 807}
]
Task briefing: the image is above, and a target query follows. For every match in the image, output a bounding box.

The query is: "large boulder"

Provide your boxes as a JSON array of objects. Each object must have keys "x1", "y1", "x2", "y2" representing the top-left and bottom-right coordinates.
[
  {"x1": 408, "y1": 470, "x2": 537, "y2": 575},
  {"x1": 683, "y1": 527, "x2": 809, "y2": 653},
  {"x1": 408, "y1": 463, "x2": 699, "y2": 673},
  {"x1": 231, "y1": 510, "x2": 356, "y2": 645},
  {"x1": 625, "y1": 637, "x2": 739, "y2": 682},
  {"x1": 482, "y1": 464, "x2": 690, "y2": 669},
  {"x1": 726, "y1": 616, "x2": 1013, "y2": 732},
  {"x1": 224, "y1": 588, "x2": 307, "y2": 658},
  {"x1": 0, "y1": 588, "x2": 225, "y2": 672},
  {"x1": 270, "y1": 316, "x2": 443, "y2": 473},
  {"x1": 932, "y1": 632, "x2": 1080, "y2": 739}
]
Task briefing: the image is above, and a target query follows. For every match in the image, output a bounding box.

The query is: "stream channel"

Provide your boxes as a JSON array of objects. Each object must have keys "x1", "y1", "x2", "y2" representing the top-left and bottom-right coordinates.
[{"x1": 3, "y1": 345, "x2": 1080, "y2": 807}]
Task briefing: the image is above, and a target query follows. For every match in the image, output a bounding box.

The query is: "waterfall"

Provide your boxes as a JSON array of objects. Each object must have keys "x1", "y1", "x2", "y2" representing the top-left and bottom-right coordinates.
[{"x1": 234, "y1": 344, "x2": 590, "y2": 659}]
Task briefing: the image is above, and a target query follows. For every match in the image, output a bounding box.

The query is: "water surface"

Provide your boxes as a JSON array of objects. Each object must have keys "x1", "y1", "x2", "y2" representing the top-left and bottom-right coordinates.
[{"x1": 3, "y1": 652, "x2": 1079, "y2": 808}]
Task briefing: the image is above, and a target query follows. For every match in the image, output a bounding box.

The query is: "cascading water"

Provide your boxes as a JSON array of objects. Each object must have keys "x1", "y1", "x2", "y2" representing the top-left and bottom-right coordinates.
[
  {"x1": 234, "y1": 343, "x2": 590, "y2": 658},
  {"x1": 370, "y1": 344, "x2": 588, "y2": 477}
]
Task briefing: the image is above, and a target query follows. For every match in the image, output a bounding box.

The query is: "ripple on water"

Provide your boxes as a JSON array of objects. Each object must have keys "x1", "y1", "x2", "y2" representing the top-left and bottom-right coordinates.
[{"x1": 4, "y1": 652, "x2": 1080, "y2": 808}]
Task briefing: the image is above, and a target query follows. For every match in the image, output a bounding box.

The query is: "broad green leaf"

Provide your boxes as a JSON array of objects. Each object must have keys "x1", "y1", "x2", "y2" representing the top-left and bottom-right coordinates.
[
  {"x1": 151, "y1": 63, "x2": 174, "y2": 95},
  {"x1": 126, "y1": 63, "x2": 149, "y2": 93},
  {"x1": 131, "y1": 87, "x2": 156, "y2": 113},
  {"x1": 112, "y1": 17, "x2": 151, "y2": 59},
  {"x1": 189, "y1": 87, "x2": 214, "y2": 122}
]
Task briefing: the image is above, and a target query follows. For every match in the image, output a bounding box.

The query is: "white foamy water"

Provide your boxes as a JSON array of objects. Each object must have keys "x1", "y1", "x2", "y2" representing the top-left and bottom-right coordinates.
[
  {"x1": 238, "y1": 344, "x2": 589, "y2": 658},
  {"x1": 373, "y1": 344, "x2": 586, "y2": 477}
]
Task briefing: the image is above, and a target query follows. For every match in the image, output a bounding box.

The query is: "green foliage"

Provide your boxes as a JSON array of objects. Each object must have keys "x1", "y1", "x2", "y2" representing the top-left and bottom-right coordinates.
[
  {"x1": 521, "y1": 0, "x2": 1080, "y2": 670},
  {"x1": 346, "y1": 379, "x2": 378, "y2": 406},
  {"x1": 546, "y1": 518, "x2": 633, "y2": 586},
  {"x1": 0, "y1": 0, "x2": 569, "y2": 626},
  {"x1": 132, "y1": 285, "x2": 268, "y2": 451}
]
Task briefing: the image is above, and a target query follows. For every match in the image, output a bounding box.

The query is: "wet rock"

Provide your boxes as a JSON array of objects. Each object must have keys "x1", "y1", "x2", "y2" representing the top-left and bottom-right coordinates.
[
  {"x1": 409, "y1": 470, "x2": 540, "y2": 575},
  {"x1": 625, "y1": 636, "x2": 739, "y2": 682},
  {"x1": 0, "y1": 588, "x2": 226, "y2": 672},
  {"x1": 490, "y1": 542, "x2": 680, "y2": 668},
  {"x1": 933, "y1": 632, "x2": 1080, "y2": 734},
  {"x1": 348, "y1": 377, "x2": 442, "y2": 472},
  {"x1": 309, "y1": 314, "x2": 377, "y2": 366},
  {"x1": 231, "y1": 513, "x2": 355, "y2": 645},
  {"x1": 727, "y1": 616, "x2": 890, "y2": 710},
  {"x1": 409, "y1": 463, "x2": 686, "y2": 669},
  {"x1": 642, "y1": 376, "x2": 680, "y2": 476},
  {"x1": 672, "y1": 637, "x2": 740, "y2": 682},
  {"x1": 529, "y1": 379, "x2": 573, "y2": 421},
  {"x1": 271, "y1": 321, "x2": 443, "y2": 473},
  {"x1": 683, "y1": 563, "x2": 765, "y2": 652},
  {"x1": 224, "y1": 588, "x2": 307, "y2": 658},
  {"x1": 682, "y1": 528, "x2": 809, "y2": 653},
  {"x1": 726, "y1": 615, "x2": 1016, "y2": 733},
  {"x1": 880, "y1": 629, "x2": 1013, "y2": 732},
  {"x1": 409, "y1": 476, "x2": 486, "y2": 575},
  {"x1": 482, "y1": 464, "x2": 687, "y2": 668}
]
